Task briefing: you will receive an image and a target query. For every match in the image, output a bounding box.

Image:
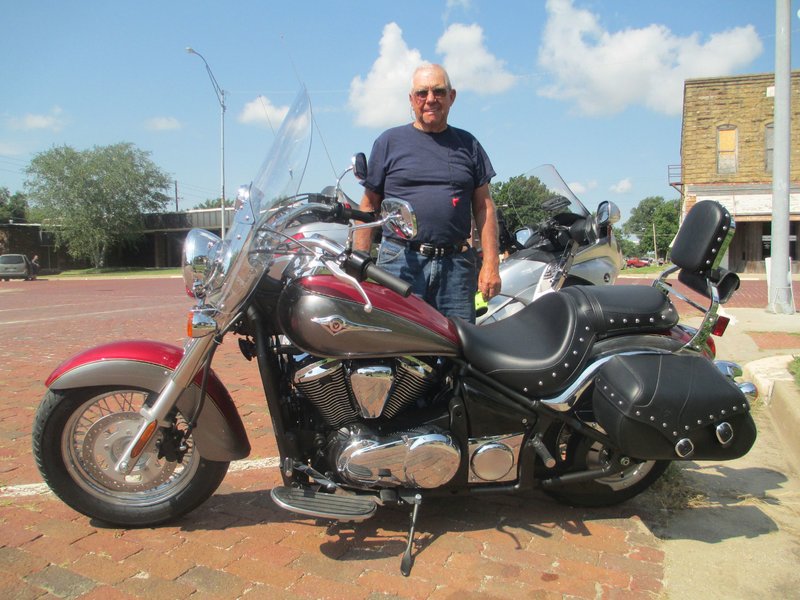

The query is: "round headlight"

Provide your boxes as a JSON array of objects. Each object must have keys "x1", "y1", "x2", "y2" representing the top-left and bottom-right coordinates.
[{"x1": 183, "y1": 228, "x2": 222, "y2": 298}]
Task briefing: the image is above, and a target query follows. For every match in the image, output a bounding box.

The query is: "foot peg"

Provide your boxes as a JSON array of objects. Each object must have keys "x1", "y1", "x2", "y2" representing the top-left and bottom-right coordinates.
[{"x1": 270, "y1": 486, "x2": 377, "y2": 522}]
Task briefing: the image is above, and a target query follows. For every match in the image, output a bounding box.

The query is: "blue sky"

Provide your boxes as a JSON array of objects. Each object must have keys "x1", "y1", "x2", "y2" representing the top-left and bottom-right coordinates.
[{"x1": 2, "y1": 0, "x2": 799, "y2": 222}]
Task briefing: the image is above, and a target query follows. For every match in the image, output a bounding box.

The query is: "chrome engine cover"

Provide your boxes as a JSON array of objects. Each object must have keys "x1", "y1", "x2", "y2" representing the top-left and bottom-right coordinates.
[
  {"x1": 467, "y1": 433, "x2": 525, "y2": 483},
  {"x1": 332, "y1": 427, "x2": 460, "y2": 489}
]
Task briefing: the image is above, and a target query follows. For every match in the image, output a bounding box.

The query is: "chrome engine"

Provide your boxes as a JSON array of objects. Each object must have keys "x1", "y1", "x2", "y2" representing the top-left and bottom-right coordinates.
[
  {"x1": 291, "y1": 355, "x2": 524, "y2": 489},
  {"x1": 292, "y1": 356, "x2": 439, "y2": 428},
  {"x1": 291, "y1": 355, "x2": 459, "y2": 488}
]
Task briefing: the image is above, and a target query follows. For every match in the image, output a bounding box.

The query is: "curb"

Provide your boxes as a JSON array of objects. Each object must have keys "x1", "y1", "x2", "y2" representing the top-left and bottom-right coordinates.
[{"x1": 743, "y1": 356, "x2": 800, "y2": 472}]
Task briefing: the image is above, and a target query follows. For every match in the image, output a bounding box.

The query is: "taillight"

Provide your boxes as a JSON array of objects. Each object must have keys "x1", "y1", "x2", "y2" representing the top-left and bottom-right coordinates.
[{"x1": 712, "y1": 315, "x2": 730, "y2": 337}]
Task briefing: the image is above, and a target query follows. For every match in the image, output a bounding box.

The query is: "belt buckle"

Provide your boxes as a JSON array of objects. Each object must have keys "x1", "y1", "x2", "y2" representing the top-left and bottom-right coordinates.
[{"x1": 418, "y1": 243, "x2": 436, "y2": 257}]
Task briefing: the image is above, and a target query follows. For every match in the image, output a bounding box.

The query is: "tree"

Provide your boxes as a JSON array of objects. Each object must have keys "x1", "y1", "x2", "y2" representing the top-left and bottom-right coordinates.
[
  {"x1": 622, "y1": 196, "x2": 680, "y2": 257},
  {"x1": 491, "y1": 175, "x2": 551, "y2": 232},
  {"x1": 617, "y1": 236, "x2": 638, "y2": 258},
  {"x1": 194, "y1": 197, "x2": 234, "y2": 209},
  {"x1": 25, "y1": 143, "x2": 170, "y2": 268},
  {"x1": 0, "y1": 187, "x2": 28, "y2": 223}
]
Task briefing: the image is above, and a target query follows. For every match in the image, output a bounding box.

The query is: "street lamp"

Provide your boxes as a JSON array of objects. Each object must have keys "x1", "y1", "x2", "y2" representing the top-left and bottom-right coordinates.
[{"x1": 186, "y1": 46, "x2": 227, "y2": 239}]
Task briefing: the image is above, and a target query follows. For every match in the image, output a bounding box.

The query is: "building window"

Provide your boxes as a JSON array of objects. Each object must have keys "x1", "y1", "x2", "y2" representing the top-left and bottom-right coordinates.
[
  {"x1": 717, "y1": 125, "x2": 737, "y2": 174},
  {"x1": 765, "y1": 123, "x2": 774, "y2": 173}
]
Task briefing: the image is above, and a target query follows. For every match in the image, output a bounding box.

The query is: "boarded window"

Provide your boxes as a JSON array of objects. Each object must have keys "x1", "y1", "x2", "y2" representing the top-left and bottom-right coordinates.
[
  {"x1": 717, "y1": 126, "x2": 737, "y2": 174},
  {"x1": 765, "y1": 123, "x2": 774, "y2": 173}
]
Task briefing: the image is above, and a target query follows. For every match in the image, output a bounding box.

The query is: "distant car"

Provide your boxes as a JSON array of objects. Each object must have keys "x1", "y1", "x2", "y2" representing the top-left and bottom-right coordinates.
[
  {"x1": 0, "y1": 254, "x2": 34, "y2": 280},
  {"x1": 625, "y1": 257, "x2": 651, "y2": 268}
]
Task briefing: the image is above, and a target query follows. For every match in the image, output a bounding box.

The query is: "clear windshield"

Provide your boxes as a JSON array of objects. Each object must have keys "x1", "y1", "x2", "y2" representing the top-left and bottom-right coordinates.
[
  {"x1": 527, "y1": 164, "x2": 589, "y2": 218},
  {"x1": 202, "y1": 88, "x2": 314, "y2": 314}
]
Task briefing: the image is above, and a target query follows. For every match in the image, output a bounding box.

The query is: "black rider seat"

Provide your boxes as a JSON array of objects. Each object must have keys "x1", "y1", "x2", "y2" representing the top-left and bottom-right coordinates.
[{"x1": 454, "y1": 285, "x2": 678, "y2": 397}]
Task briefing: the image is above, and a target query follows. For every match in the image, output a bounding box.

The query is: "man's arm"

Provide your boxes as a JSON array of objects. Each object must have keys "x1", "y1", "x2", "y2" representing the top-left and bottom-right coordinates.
[
  {"x1": 472, "y1": 184, "x2": 502, "y2": 301},
  {"x1": 354, "y1": 188, "x2": 383, "y2": 252}
]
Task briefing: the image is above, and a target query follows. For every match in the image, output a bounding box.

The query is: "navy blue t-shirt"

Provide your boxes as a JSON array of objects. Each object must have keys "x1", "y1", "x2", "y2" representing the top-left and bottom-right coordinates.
[{"x1": 363, "y1": 124, "x2": 495, "y2": 246}]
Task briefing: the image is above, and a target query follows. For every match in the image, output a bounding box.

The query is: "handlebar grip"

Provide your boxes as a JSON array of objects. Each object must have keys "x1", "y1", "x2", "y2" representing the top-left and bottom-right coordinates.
[
  {"x1": 363, "y1": 262, "x2": 413, "y2": 297},
  {"x1": 346, "y1": 208, "x2": 377, "y2": 223},
  {"x1": 326, "y1": 203, "x2": 376, "y2": 223}
]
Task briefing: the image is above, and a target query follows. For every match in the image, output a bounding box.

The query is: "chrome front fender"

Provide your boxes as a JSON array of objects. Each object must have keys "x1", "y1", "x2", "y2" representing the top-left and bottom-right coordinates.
[{"x1": 45, "y1": 340, "x2": 250, "y2": 461}]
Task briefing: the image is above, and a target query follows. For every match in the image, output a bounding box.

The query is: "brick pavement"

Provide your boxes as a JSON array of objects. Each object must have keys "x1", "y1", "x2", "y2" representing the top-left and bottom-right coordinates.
[{"x1": 0, "y1": 276, "x2": 790, "y2": 599}]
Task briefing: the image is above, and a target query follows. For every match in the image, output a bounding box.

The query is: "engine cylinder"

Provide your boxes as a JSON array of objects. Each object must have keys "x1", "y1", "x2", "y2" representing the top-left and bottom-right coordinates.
[{"x1": 293, "y1": 359, "x2": 358, "y2": 428}]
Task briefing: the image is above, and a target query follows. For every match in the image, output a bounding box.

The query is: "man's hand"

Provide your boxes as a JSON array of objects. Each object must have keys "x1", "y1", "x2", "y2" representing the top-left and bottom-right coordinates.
[{"x1": 478, "y1": 260, "x2": 501, "y2": 301}]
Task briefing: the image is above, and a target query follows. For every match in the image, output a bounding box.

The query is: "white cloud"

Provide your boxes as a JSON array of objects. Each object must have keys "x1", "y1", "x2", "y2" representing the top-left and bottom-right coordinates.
[
  {"x1": 239, "y1": 96, "x2": 290, "y2": 129},
  {"x1": 537, "y1": 0, "x2": 763, "y2": 116},
  {"x1": 437, "y1": 24, "x2": 516, "y2": 94},
  {"x1": 568, "y1": 179, "x2": 596, "y2": 195},
  {"x1": 348, "y1": 23, "x2": 424, "y2": 128},
  {"x1": 349, "y1": 21, "x2": 515, "y2": 128},
  {"x1": 9, "y1": 106, "x2": 66, "y2": 132},
  {"x1": 145, "y1": 116, "x2": 181, "y2": 131},
  {"x1": 610, "y1": 178, "x2": 632, "y2": 194}
]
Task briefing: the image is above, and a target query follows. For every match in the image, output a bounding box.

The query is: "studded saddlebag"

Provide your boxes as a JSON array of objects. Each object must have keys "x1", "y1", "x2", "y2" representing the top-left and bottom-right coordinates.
[{"x1": 592, "y1": 354, "x2": 756, "y2": 460}]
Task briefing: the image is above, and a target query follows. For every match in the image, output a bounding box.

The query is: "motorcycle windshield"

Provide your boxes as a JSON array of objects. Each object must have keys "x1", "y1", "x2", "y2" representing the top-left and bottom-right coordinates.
[
  {"x1": 528, "y1": 164, "x2": 589, "y2": 218},
  {"x1": 203, "y1": 88, "x2": 313, "y2": 313}
]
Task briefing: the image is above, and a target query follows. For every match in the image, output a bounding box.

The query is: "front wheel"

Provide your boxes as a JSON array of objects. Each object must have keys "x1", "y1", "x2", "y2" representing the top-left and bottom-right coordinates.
[
  {"x1": 32, "y1": 386, "x2": 229, "y2": 526},
  {"x1": 542, "y1": 423, "x2": 669, "y2": 507}
]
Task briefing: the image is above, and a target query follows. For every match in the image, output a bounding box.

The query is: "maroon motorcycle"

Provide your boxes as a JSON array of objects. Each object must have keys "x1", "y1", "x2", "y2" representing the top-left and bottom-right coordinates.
[{"x1": 33, "y1": 89, "x2": 756, "y2": 575}]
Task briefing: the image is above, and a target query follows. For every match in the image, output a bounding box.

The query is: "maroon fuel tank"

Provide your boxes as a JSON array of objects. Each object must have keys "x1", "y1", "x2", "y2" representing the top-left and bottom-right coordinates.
[{"x1": 277, "y1": 275, "x2": 461, "y2": 358}]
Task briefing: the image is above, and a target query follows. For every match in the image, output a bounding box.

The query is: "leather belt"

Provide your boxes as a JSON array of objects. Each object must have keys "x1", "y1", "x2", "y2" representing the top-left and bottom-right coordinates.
[{"x1": 393, "y1": 239, "x2": 469, "y2": 258}]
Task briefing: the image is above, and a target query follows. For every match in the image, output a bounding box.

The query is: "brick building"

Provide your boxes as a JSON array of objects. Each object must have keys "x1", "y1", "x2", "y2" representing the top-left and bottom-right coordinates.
[{"x1": 674, "y1": 72, "x2": 800, "y2": 273}]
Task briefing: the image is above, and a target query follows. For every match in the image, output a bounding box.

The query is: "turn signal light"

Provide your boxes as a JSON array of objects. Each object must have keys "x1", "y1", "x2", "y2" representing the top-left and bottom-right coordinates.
[{"x1": 130, "y1": 421, "x2": 159, "y2": 459}]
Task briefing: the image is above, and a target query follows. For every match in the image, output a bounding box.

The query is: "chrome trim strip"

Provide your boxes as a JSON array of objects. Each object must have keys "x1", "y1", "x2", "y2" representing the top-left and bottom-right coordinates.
[{"x1": 540, "y1": 350, "x2": 669, "y2": 412}]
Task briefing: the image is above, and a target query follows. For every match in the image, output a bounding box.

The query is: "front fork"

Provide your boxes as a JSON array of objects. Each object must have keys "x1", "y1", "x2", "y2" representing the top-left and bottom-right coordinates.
[{"x1": 114, "y1": 334, "x2": 217, "y2": 474}]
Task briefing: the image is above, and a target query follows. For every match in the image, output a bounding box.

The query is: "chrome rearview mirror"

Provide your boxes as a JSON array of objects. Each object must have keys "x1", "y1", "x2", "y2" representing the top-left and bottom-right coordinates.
[
  {"x1": 381, "y1": 199, "x2": 417, "y2": 239},
  {"x1": 182, "y1": 228, "x2": 222, "y2": 298},
  {"x1": 596, "y1": 200, "x2": 621, "y2": 227}
]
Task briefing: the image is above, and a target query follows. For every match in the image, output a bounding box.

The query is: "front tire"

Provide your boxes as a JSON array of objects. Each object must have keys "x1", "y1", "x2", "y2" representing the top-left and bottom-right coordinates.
[{"x1": 32, "y1": 386, "x2": 229, "y2": 526}]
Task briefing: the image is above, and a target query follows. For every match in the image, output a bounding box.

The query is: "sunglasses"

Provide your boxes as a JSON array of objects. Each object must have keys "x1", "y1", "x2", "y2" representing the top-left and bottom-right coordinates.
[{"x1": 412, "y1": 87, "x2": 449, "y2": 101}]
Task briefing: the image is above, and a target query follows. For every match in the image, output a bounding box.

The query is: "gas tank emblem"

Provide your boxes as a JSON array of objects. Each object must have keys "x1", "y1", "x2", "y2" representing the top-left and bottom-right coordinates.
[{"x1": 311, "y1": 314, "x2": 392, "y2": 336}]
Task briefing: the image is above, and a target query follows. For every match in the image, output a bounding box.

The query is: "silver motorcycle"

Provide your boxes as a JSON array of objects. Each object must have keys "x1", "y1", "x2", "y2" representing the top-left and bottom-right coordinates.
[{"x1": 478, "y1": 165, "x2": 623, "y2": 324}]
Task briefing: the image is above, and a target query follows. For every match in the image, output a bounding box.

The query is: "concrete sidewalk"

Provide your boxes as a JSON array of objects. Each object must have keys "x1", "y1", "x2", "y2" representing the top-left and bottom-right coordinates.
[{"x1": 654, "y1": 306, "x2": 800, "y2": 598}]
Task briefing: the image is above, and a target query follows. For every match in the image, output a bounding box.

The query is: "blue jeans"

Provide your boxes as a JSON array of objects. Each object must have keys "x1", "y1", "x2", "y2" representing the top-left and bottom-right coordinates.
[{"x1": 377, "y1": 238, "x2": 478, "y2": 323}]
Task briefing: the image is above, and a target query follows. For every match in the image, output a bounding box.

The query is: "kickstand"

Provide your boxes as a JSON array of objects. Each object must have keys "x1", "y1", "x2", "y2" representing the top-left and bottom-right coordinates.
[{"x1": 400, "y1": 493, "x2": 422, "y2": 577}]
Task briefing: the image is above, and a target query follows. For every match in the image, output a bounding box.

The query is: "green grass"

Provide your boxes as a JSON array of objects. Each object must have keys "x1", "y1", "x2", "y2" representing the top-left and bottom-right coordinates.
[
  {"x1": 48, "y1": 267, "x2": 182, "y2": 279},
  {"x1": 788, "y1": 356, "x2": 800, "y2": 388}
]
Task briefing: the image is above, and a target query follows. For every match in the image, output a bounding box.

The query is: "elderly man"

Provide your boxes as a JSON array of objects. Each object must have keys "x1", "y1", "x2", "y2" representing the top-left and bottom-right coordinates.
[{"x1": 355, "y1": 63, "x2": 501, "y2": 322}]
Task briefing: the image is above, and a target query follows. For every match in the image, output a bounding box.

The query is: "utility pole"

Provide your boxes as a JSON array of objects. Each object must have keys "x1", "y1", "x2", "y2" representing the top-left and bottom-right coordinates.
[
  {"x1": 767, "y1": 0, "x2": 795, "y2": 313},
  {"x1": 175, "y1": 180, "x2": 179, "y2": 212},
  {"x1": 652, "y1": 222, "x2": 658, "y2": 264}
]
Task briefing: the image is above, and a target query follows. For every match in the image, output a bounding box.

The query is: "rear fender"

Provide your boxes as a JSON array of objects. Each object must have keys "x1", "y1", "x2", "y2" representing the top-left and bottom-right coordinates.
[{"x1": 45, "y1": 340, "x2": 250, "y2": 461}]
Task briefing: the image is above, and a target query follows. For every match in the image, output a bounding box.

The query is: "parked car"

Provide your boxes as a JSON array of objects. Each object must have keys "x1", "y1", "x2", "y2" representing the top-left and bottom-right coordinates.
[
  {"x1": 0, "y1": 254, "x2": 34, "y2": 280},
  {"x1": 625, "y1": 257, "x2": 651, "y2": 268}
]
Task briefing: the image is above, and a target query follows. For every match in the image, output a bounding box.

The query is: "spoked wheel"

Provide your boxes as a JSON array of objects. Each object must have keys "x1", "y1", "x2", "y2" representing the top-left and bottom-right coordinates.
[
  {"x1": 32, "y1": 387, "x2": 229, "y2": 526},
  {"x1": 542, "y1": 422, "x2": 669, "y2": 507}
]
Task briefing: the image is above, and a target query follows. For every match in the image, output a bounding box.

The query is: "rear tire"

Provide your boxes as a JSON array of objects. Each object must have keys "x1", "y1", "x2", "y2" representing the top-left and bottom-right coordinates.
[
  {"x1": 32, "y1": 386, "x2": 229, "y2": 526},
  {"x1": 542, "y1": 422, "x2": 669, "y2": 507}
]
